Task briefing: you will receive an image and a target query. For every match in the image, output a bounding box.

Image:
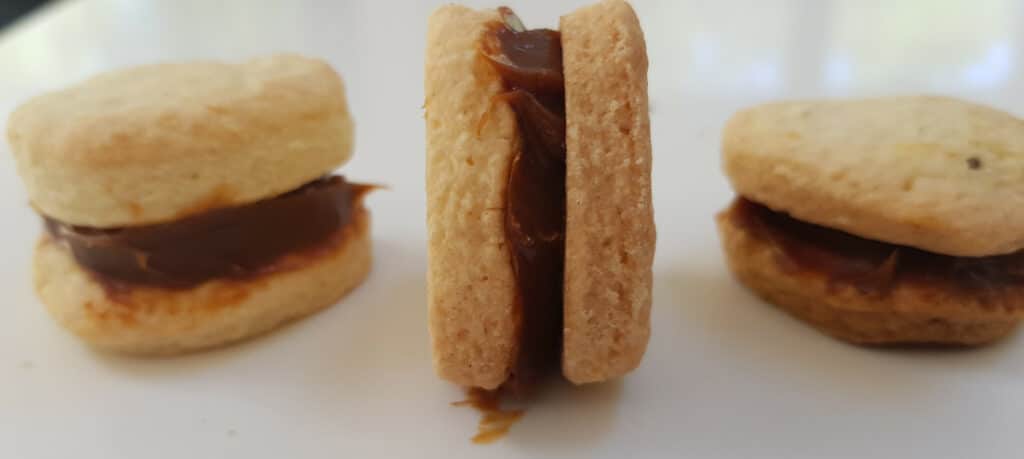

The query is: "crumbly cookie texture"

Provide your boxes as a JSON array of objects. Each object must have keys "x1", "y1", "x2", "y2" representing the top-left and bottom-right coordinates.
[
  {"x1": 716, "y1": 204, "x2": 1024, "y2": 345},
  {"x1": 8, "y1": 54, "x2": 354, "y2": 227},
  {"x1": 562, "y1": 0, "x2": 655, "y2": 384},
  {"x1": 35, "y1": 208, "x2": 371, "y2": 355},
  {"x1": 724, "y1": 96, "x2": 1024, "y2": 257},
  {"x1": 425, "y1": 5, "x2": 519, "y2": 390}
]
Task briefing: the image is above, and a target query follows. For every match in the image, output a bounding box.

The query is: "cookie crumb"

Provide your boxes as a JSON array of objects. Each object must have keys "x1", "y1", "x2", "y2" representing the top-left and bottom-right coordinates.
[{"x1": 967, "y1": 157, "x2": 982, "y2": 170}]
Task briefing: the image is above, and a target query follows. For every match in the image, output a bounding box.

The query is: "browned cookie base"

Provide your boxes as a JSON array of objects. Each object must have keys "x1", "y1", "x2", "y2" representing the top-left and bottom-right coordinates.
[
  {"x1": 35, "y1": 207, "x2": 372, "y2": 355},
  {"x1": 717, "y1": 204, "x2": 1023, "y2": 345}
]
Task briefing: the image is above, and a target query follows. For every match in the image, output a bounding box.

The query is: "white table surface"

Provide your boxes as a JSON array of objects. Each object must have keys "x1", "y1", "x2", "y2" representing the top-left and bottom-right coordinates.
[{"x1": 2, "y1": 1, "x2": 1024, "y2": 458}]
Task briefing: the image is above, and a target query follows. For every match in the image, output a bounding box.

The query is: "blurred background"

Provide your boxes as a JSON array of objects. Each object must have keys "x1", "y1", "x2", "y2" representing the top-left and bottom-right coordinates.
[
  {"x1": 3, "y1": 0, "x2": 1021, "y2": 100},
  {"x1": 0, "y1": 0, "x2": 48, "y2": 29}
]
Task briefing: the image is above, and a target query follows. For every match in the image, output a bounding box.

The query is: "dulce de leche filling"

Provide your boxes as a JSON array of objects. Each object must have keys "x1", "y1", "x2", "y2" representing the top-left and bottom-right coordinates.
[
  {"x1": 729, "y1": 198, "x2": 1024, "y2": 295},
  {"x1": 481, "y1": 8, "x2": 566, "y2": 391},
  {"x1": 44, "y1": 176, "x2": 368, "y2": 289}
]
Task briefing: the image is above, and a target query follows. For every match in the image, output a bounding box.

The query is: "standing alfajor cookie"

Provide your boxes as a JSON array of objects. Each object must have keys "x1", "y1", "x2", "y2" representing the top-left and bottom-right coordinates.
[
  {"x1": 7, "y1": 54, "x2": 374, "y2": 355},
  {"x1": 425, "y1": 0, "x2": 654, "y2": 391},
  {"x1": 717, "y1": 96, "x2": 1024, "y2": 345}
]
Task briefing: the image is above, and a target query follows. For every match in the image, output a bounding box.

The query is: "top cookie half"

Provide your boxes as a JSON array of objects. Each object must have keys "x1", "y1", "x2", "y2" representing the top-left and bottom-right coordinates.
[
  {"x1": 723, "y1": 96, "x2": 1024, "y2": 257},
  {"x1": 7, "y1": 54, "x2": 354, "y2": 228}
]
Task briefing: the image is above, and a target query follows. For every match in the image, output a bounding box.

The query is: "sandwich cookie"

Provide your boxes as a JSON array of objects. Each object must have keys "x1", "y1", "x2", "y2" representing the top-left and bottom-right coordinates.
[
  {"x1": 718, "y1": 96, "x2": 1024, "y2": 345},
  {"x1": 8, "y1": 54, "x2": 373, "y2": 354},
  {"x1": 425, "y1": 0, "x2": 655, "y2": 390}
]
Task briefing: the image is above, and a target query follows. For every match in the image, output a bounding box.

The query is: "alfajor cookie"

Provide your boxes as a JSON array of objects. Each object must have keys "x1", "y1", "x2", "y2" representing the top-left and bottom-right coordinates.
[
  {"x1": 425, "y1": 0, "x2": 655, "y2": 390},
  {"x1": 8, "y1": 54, "x2": 373, "y2": 354},
  {"x1": 718, "y1": 96, "x2": 1024, "y2": 345}
]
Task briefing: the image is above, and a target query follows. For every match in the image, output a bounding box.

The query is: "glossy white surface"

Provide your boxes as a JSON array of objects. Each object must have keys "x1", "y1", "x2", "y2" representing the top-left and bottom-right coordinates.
[{"x1": 2, "y1": 1, "x2": 1024, "y2": 458}]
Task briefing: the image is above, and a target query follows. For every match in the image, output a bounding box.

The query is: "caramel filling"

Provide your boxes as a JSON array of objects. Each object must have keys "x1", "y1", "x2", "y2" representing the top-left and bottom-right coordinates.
[
  {"x1": 44, "y1": 176, "x2": 369, "y2": 289},
  {"x1": 481, "y1": 8, "x2": 566, "y2": 391},
  {"x1": 729, "y1": 198, "x2": 1024, "y2": 295}
]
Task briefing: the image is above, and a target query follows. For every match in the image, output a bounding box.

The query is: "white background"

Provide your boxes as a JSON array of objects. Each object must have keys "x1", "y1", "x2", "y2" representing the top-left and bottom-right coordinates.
[{"x1": 2, "y1": 1, "x2": 1024, "y2": 458}]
